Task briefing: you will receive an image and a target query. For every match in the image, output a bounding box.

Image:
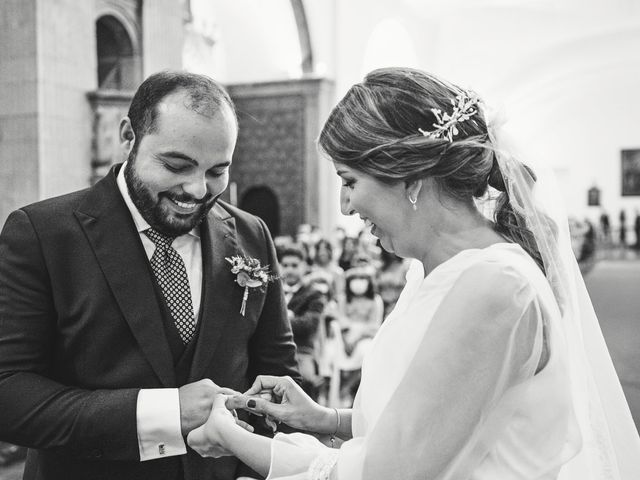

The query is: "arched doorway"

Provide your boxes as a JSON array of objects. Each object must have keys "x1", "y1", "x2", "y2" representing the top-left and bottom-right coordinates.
[
  {"x1": 96, "y1": 15, "x2": 140, "y2": 90},
  {"x1": 240, "y1": 186, "x2": 281, "y2": 237}
]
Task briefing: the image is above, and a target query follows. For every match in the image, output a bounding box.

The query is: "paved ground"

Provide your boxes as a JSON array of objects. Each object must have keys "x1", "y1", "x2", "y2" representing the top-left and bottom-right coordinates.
[
  {"x1": 1, "y1": 250, "x2": 638, "y2": 479},
  {"x1": 583, "y1": 250, "x2": 640, "y2": 433}
]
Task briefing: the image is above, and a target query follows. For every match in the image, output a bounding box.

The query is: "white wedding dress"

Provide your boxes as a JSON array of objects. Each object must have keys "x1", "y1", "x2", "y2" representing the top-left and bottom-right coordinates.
[{"x1": 266, "y1": 243, "x2": 587, "y2": 479}]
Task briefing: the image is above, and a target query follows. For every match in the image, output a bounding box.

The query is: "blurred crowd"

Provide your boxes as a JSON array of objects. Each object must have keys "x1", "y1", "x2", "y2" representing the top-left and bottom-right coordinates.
[
  {"x1": 570, "y1": 209, "x2": 640, "y2": 272},
  {"x1": 274, "y1": 225, "x2": 410, "y2": 408},
  {"x1": 594, "y1": 209, "x2": 640, "y2": 251}
]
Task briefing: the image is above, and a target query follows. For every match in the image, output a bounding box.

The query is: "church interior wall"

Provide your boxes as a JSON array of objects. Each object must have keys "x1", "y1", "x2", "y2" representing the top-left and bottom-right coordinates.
[
  {"x1": 142, "y1": 0, "x2": 183, "y2": 74},
  {"x1": 314, "y1": 0, "x2": 640, "y2": 227},
  {"x1": 186, "y1": 0, "x2": 303, "y2": 82},
  {"x1": 201, "y1": 0, "x2": 639, "y2": 229},
  {"x1": 36, "y1": 0, "x2": 95, "y2": 202},
  {"x1": 0, "y1": 0, "x2": 638, "y2": 230},
  {"x1": 0, "y1": 0, "x2": 40, "y2": 224}
]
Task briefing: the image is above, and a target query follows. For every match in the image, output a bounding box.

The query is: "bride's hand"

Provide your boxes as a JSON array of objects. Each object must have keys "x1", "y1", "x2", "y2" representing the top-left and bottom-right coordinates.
[
  {"x1": 187, "y1": 394, "x2": 253, "y2": 458},
  {"x1": 226, "y1": 375, "x2": 333, "y2": 433}
]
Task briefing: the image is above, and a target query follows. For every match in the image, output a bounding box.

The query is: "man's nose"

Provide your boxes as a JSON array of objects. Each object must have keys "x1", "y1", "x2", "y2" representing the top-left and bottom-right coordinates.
[{"x1": 182, "y1": 175, "x2": 208, "y2": 200}]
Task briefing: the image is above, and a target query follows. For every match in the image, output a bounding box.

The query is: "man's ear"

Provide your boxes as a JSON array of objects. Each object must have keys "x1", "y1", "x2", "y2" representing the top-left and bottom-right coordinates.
[
  {"x1": 405, "y1": 179, "x2": 423, "y2": 204},
  {"x1": 119, "y1": 117, "x2": 135, "y2": 153}
]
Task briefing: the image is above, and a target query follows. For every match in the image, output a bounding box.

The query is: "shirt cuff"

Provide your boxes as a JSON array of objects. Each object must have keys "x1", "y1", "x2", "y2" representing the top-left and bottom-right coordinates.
[{"x1": 136, "y1": 388, "x2": 187, "y2": 461}]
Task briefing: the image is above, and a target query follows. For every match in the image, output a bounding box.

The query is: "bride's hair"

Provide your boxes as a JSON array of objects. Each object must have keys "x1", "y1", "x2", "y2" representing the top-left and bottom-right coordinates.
[{"x1": 318, "y1": 67, "x2": 544, "y2": 270}]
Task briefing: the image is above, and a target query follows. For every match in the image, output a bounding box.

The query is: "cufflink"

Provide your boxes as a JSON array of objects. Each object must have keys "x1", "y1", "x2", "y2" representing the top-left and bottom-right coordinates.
[{"x1": 158, "y1": 444, "x2": 166, "y2": 455}]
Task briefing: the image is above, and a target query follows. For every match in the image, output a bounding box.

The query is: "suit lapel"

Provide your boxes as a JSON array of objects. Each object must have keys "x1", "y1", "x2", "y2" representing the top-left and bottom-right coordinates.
[
  {"x1": 74, "y1": 166, "x2": 176, "y2": 387},
  {"x1": 189, "y1": 204, "x2": 239, "y2": 382}
]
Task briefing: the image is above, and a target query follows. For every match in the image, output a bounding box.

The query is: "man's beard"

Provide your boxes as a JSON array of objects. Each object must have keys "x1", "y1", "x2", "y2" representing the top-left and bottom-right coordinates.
[{"x1": 124, "y1": 153, "x2": 218, "y2": 237}]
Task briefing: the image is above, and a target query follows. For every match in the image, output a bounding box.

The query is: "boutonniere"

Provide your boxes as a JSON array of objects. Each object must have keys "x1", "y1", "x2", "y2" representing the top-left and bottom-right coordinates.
[{"x1": 226, "y1": 255, "x2": 278, "y2": 316}]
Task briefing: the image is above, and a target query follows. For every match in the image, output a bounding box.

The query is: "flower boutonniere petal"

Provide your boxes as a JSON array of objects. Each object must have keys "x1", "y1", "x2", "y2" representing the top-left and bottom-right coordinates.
[{"x1": 226, "y1": 255, "x2": 278, "y2": 316}]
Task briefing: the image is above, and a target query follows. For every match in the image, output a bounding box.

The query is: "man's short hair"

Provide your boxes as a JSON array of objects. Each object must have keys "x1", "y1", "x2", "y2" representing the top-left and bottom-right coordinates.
[
  {"x1": 127, "y1": 70, "x2": 236, "y2": 154},
  {"x1": 278, "y1": 244, "x2": 306, "y2": 263}
]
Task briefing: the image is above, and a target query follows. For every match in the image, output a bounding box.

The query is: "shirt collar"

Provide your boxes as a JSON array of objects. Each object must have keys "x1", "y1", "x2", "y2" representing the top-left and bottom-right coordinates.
[
  {"x1": 116, "y1": 162, "x2": 200, "y2": 239},
  {"x1": 283, "y1": 282, "x2": 302, "y2": 294}
]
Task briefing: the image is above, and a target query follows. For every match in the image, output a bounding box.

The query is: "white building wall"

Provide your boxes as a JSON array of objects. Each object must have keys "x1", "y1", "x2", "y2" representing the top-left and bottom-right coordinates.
[
  {"x1": 37, "y1": 0, "x2": 95, "y2": 201},
  {"x1": 187, "y1": 0, "x2": 302, "y2": 83},
  {"x1": 0, "y1": 0, "x2": 40, "y2": 223},
  {"x1": 143, "y1": 0, "x2": 184, "y2": 74},
  {"x1": 154, "y1": 0, "x2": 640, "y2": 230},
  {"x1": 307, "y1": 0, "x2": 640, "y2": 224}
]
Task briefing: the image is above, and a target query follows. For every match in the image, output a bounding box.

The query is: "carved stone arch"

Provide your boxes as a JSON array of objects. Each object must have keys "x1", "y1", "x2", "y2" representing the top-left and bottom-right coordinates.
[
  {"x1": 289, "y1": 0, "x2": 313, "y2": 74},
  {"x1": 95, "y1": 1, "x2": 141, "y2": 53},
  {"x1": 95, "y1": 1, "x2": 142, "y2": 90}
]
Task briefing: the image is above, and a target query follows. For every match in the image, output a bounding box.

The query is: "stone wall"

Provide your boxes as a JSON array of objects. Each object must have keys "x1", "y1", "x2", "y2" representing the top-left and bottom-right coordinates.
[
  {"x1": 227, "y1": 78, "x2": 336, "y2": 237},
  {"x1": 0, "y1": 0, "x2": 40, "y2": 223},
  {"x1": 0, "y1": 0, "x2": 184, "y2": 225}
]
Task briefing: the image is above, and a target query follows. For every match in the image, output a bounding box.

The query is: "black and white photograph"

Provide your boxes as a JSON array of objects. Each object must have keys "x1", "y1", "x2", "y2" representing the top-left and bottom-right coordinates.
[{"x1": 1, "y1": 1, "x2": 639, "y2": 479}]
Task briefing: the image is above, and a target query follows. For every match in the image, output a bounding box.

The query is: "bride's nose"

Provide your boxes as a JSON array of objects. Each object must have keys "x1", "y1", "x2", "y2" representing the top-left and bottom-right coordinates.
[{"x1": 340, "y1": 188, "x2": 355, "y2": 216}]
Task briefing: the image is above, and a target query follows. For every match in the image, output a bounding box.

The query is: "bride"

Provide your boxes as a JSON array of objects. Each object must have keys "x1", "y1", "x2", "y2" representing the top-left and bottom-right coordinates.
[{"x1": 188, "y1": 67, "x2": 640, "y2": 479}]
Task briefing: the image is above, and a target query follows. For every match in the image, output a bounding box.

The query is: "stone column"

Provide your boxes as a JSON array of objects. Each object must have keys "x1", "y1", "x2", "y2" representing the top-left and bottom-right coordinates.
[
  {"x1": 142, "y1": 0, "x2": 184, "y2": 74},
  {"x1": 0, "y1": 0, "x2": 39, "y2": 224},
  {"x1": 0, "y1": 0, "x2": 95, "y2": 224}
]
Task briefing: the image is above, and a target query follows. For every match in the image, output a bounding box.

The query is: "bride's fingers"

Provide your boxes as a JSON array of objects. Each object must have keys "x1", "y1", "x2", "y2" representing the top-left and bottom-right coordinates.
[
  {"x1": 186, "y1": 424, "x2": 207, "y2": 453},
  {"x1": 257, "y1": 390, "x2": 276, "y2": 401},
  {"x1": 243, "y1": 377, "x2": 265, "y2": 396},
  {"x1": 244, "y1": 375, "x2": 282, "y2": 395},
  {"x1": 227, "y1": 392, "x2": 274, "y2": 412},
  {"x1": 243, "y1": 394, "x2": 285, "y2": 420},
  {"x1": 218, "y1": 387, "x2": 241, "y2": 396},
  {"x1": 226, "y1": 394, "x2": 250, "y2": 411},
  {"x1": 213, "y1": 393, "x2": 229, "y2": 409},
  {"x1": 235, "y1": 418, "x2": 254, "y2": 432},
  {"x1": 213, "y1": 394, "x2": 237, "y2": 418}
]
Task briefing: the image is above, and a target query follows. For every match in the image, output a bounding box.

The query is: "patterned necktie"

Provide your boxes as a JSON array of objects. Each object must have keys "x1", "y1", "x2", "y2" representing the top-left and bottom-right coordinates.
[{"x1": 144, "y1": 228, "x2": 196, "y2": 344}]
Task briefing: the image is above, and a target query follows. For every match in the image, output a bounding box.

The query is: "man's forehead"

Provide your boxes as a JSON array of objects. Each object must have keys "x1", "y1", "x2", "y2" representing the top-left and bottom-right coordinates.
[{"x1": 152, "y1": 92, "x2": 238, "y2": 140}]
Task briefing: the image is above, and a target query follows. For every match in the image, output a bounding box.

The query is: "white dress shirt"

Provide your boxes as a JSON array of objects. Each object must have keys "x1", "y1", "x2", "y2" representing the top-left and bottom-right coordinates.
[
  {"x1": 283, "y1": 282, "x2": 302, "y2": 305},
  {"x1": 116, "y1": 163, "x2": 202, "y2": 461}
]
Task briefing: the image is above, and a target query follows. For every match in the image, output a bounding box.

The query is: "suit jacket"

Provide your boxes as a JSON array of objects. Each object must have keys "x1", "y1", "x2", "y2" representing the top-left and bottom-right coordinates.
[{"x1": 0, "y1": 165, "x2": 300, "y2": 480}]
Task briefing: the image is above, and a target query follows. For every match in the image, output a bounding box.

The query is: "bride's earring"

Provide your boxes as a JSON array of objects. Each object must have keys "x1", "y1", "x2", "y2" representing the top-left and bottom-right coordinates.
[{"x1": 407, "y1": 179, "x2": 422, "y2": 212}]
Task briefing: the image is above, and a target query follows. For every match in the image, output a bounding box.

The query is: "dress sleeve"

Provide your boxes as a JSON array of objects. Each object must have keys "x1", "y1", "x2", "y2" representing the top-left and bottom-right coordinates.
[
  {"x1": 267, "y1": 260, "x2": 544, "y2": 480},
  {"x1": 358, "y1": 261, "x2": 543, "y2": 479}
]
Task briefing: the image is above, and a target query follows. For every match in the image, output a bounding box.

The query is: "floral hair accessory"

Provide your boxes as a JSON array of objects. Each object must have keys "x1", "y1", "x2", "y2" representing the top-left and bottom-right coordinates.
[
  {"x1": 226, "y1": 255, "x2": 278, "y2": 316},
  {"x1": 418, "y1": 91, "x2": 480, "y2": 142}
]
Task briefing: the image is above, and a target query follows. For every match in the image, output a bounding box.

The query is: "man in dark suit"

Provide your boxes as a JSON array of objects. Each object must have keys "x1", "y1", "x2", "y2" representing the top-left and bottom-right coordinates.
[
  {"x1": 278, "y1": 244, "x2": 308, "y2": 310},
  {"x1": 0, "y1": 71, "x2": 299, "y2": 480}
]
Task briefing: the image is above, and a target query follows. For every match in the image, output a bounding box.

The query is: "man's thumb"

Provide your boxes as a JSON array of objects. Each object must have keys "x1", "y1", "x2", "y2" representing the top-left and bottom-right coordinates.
[{"x1": 213, "y1": 393, "x2": 228, "y2": 410}]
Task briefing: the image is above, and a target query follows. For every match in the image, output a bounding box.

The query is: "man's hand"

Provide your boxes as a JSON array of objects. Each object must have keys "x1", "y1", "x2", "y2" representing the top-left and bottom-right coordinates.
[{"x1": 178, "y1": 379, "x2": 239, "y2": 436}]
